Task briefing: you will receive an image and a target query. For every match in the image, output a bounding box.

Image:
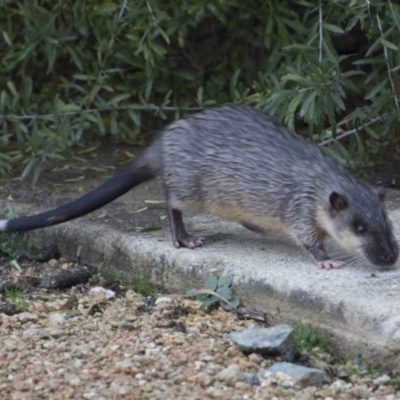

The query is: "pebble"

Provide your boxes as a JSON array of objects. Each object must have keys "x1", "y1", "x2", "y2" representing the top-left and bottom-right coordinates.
[
  {"x1": 229, "y1": 325, "x2": 293, "y2": 354},
  {"x1": 155, "y1": 296, "x2": 173, "y2": 305},
  {"x1": 89, "y1": 287, "x2": 115, "y2": 300},
  {"x1": 248, "y1": 353, "x2": 264, "y2": 363},
  {"x1": 22, "y1": 329, "x2": 50, "y2": 340},
  {"x1": 265, "y1": 361, "x2": 326, "y2": 387},
  {"x1": 48, "y1": 313, "x2": 66, "y2": 325},
  {"x1": 244, "y1": 373, "x2": 260, "y2": 386},
  {"x1": 16, "y1": 312, "x2": 38, "y2": 323},
  {"x1": 217, "y1": 364, "x2": 243, "y2": 385}
]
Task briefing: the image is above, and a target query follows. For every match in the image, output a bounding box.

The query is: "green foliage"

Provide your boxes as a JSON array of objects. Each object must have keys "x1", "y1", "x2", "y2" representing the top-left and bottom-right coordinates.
[
  {"x1": 293, "y1": 321, "x2": 333, "y2": 354},
  {"x1": 0, "y1": 0, "x2": 400, "y2": 181},
  {"x1": 0, "y1": 205, "x2": 45, "y2": 259},
  {"x1": 5, "y1": 287, "x2": 31, "y2": 311},
  {"x1": 89, "y1": 262, "x2": 107, "y2": 286},
  {"x1": 115, "y1": 270, "x2": 157, "y2": 296},
  {"x1": 187, "y1": 275, "x2": 240, "y2": 311}
]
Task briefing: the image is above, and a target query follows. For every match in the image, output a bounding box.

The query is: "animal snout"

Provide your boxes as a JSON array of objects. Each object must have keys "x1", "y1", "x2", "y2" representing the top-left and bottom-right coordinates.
[{"x1": 378, "y1": 248, "x2": 398, "y2": 266}]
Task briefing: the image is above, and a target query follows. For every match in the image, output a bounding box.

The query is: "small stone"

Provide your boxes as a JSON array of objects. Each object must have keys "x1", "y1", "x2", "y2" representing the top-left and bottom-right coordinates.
[
  {"x1": 77, "y1": 344, "x2": 91, "y2": 355},
  {"x1": 110, "y1": 381, "x2": 129, "y2": 394},
  {"x1": 48, "y1": 329, "x2": 65, "y2": 339},
  {"x1": 16, "y1": 312, "x2": 38, "y2": 323},
  {"x1": 48, "y1": 313, "x2": 66, "y2": 325},
  {"x1": 83, "y1": 392, "x2": 97, "y2": 399},
  {"x1": 70, "y1": 378, "x2": 80, "y2": 386},
  {"x1": 89, "y1": 287, "x2": 115, "y2": 300},
  {"x1": 22, "y1": 329, "x2": 50, "y2": 340},
  {"x1": 281, "y1": 380, "x2": 294, "y2": 389},
  {"x1": 200, "y1": 354, "x2": 215, "y2": 362},
  {"x1": 244, "y1": 373, "x2": 260, "y2": 386},
  {"x1": 217, "y1": 364, "x2": 242, "y2": 386},
  {"x1": 47, "y1": 259, "x2": 58, "y2": 267},
  {"x1": 248, "y1": 353, "x2": 264, "y2": 363},
  {"x1": 230, "y1": 325, "x2": 293, "y2": 355},
  {"x1": 116, "y1": 360, "x2": 136, "y2": 373},
  {"x1": 347, "y1": 384, "x2": 371, "y2": 398},
  {"x1": 155, "y1": 296, "x2": 172, "y2": 305},
  {"x1": 373, "y1": 374, "x2": 391, "y2": 385},
  {"x1": 266, "y1": 362, "x2": 326, "y2": 387},
  {"x1": 195, "y1": 372, "x2": 214, "y2": 386},
  {"x1": 330, "y1": 379, "x2": 352, "y2": 392}
]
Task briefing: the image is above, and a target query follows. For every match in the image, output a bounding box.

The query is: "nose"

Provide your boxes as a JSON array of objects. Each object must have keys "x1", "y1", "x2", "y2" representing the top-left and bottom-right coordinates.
[{"x1": 379, "y1": 249, "x2": 398, "y2": 266}]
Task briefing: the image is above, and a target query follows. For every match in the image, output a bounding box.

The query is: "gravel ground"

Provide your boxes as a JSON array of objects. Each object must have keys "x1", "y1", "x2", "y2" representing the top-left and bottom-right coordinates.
[{"x1": 1, "y1": 259, "x2": 400, "y2": 399}]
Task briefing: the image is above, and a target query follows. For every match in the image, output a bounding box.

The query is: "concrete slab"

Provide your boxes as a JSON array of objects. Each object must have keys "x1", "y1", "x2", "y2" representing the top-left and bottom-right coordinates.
[{"x1": 1, "y1": 174, "x2": 400, "y2": 369}]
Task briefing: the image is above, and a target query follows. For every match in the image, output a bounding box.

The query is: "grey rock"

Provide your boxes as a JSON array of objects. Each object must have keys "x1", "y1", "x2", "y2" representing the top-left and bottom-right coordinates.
[
  {"x1": 22, "y1": 329, "x2": 50, "y2": 340},
  {"x1": 266, "y1": 361, "x2": 326, "y2": 387},
  {"x1": 217, "y1": 364, "x2": 243, "y2": 385},
  {"x1": 229, "y1": 324, "x2": 293, "y2": 355},
  {"x1": 17, "y1": 312, "x2": 38, "y2": 323},
  {"x1": 244, "y1": 372, "x2": 260, "y2": 386},
  {"x1": 48, "y1": 313, "x2": 66, "y2": 325}
]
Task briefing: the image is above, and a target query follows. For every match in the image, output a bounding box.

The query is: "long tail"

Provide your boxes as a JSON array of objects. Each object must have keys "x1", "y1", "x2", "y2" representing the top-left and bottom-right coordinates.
[{"x1": 0, "y1": 158, "x2": 156, "y2": 232}]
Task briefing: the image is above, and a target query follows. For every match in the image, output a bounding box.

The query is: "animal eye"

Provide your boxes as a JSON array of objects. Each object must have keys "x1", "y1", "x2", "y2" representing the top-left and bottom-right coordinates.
[{"x1": 354, "y1": 224, "x2": 367, "y2": 234}]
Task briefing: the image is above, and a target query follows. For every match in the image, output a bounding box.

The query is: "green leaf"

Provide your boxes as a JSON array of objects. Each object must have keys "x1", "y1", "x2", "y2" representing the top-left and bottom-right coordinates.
[
  {"x1": 230, "y1": 69, "x2": 241, "y2": 100},
  {"x1": 299, "y1": 91, "x2": 317, "y2": 117},
  {"x1": 204, "y1": 276, "x2": 218, "y2": 290},
  {"x1": 110, "y1": 93, "x2": 131, "y2": 105},
  {"x1": 216, "y1": 286, "x2": 232, "y2": 300},
  {"x1": 379, "y1": 38, "x2": 398, "y2": 51},
  {"x1": 281, "y1": 74, "x2": 314, "y2": 86},
  {"x1": 218, "y1": 275, "x2": 232, "y2": 287},
  {"x1": 201, "y1": 296, "x2": 219, "y2": 307},
  {"x1": 364, "y1": 78, "x2": 388, "y2": 100},
  {"x1": 144, "y1": 81, "x2": 153, "y2": 103},
  {"x1": 323, "y1": 23, "x2": 345, "y2": 34},
  {"x1": 221, "y1": 295, "x2": 240, "y2": 310},
  {"x1": 364, "y1": 125, "x2": 380, "y2": 139},
  {"x1": 2, "y1": 30, "x2": 12, "y2": 46},
  {"x1": 6, "y1": 81, "x2": 17, "y2": 96},
  {"x1": 197, "y1": 86, "x2": 203, "y2": 106},
  {"x1": 186, "y1": 288, "x2": 196, "y2": 296}
]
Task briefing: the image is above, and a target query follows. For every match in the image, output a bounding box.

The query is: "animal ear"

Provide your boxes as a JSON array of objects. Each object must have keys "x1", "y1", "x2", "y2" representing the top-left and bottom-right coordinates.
[
  {"x1": 329, "y1": 192, "x2": 348, "y2": 211},
  {"x1": 376, "y1": 186, "x2": 386, "y2": 201}
]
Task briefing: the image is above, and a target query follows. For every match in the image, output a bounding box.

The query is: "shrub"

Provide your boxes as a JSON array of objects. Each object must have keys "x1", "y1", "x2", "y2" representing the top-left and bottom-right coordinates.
[{"x1": 0, "y1": 0, "x2": 399, "y2": 181}]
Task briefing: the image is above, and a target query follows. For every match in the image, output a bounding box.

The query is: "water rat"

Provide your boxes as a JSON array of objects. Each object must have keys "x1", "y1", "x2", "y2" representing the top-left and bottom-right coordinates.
[{"x1": 0, "y1": 105, "x2": 398, "y2": 269}]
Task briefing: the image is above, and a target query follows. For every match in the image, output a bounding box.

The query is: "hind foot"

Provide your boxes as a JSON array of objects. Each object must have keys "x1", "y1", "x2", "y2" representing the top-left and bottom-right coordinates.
[
  {"x1": 317, "y1": 259, "x2": 345, "y2": 270},
  {"x1": 173, "y1": 234, "x2": 205, "y2": 249},
  {"x1": 167, "y1": 207, "x2": 205, "y2": 249}
]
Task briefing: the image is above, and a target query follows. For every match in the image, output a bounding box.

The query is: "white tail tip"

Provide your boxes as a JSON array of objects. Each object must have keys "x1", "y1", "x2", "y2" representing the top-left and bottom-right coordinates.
[{"x1": 0, "y1": 220, "x2": 8, "y2": 231}]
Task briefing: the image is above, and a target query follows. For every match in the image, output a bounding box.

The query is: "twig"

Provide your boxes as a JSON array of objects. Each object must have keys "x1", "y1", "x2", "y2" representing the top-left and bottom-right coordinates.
[
  {"x1": 319, "y1": 116, "x2": 383, "y2": 146},
  {"x1": 118, "y1": 0, "x2": 129, "y2": 20},
  {"x1": 318, "y1": 0, "x2": 323, "y2": 63},
  {"x1": 375, "y1": 12, "x2": 400, "y2": 111},
  {"x1": 388, "y1": 0, "x2": 400, "y2": 30},
  {"x1": 0, "y1": 105, "x2": 204, "y2": 122}
]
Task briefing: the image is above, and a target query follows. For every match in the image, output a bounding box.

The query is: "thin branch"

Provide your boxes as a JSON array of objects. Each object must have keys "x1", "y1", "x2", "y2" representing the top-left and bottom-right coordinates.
[
  {"x1": 319, "y1": 116, "x2": 383, "y2": 146},
  {"x1": 375, "y1": 12, "x2": 400, "y2": 111},
  {"x1": 388, "y1": 0, "x2": 400, "y2": 31},
  {"x1": 118, "y1": 0, "x2": 129, "y2": 20},
  {"x1": 0, "y1": 105, "x2": 205, "y2": 122},
  {"x1": 318, "y1": 0, "x2": 323, "y2": 63}
]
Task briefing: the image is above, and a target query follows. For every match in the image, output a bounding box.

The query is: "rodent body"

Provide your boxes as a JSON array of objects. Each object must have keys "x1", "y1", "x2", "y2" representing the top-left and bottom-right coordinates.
[{"x1": 0, "y1": 105, "x2": 398, "y2": 269}]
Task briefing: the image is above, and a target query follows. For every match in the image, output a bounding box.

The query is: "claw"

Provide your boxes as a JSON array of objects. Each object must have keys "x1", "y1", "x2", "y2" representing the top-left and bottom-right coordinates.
[
  {"x1": 177, "y1": 235, "x2": 205, "y2": 249},
  {"x1": 317, "y1": 259, "x2": 345, "y2": 270}
]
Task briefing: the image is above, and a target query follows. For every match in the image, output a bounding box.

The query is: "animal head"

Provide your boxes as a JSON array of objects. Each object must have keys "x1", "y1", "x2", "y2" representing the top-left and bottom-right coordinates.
[{"x1": 319, "y1": 188, "x2": 398, "y2": 269}]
